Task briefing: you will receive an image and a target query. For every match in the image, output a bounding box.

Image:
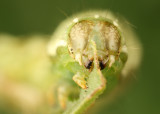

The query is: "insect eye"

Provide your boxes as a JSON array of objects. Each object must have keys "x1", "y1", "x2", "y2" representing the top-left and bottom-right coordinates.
[{"x1": 85, "y1": 60, "x2": 93, "y2": 69}]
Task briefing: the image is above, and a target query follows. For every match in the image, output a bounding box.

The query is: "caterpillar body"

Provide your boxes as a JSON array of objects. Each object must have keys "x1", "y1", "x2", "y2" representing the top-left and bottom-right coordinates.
[{"x1": 48, "y1": 10, "x2": 142, "y2": 114}]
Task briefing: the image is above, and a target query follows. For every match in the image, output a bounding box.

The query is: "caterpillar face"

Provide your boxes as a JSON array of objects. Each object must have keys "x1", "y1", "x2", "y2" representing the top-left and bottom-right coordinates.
[
  {"x1": 68, "y1": 19, "x2": 121, "y2": 70},
  {"x1": 47, "y1": 10, "x2": 142, "y2": 113}
]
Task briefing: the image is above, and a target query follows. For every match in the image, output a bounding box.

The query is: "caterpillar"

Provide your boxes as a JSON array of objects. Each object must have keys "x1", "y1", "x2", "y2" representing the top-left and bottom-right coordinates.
[{"x1": 48, "y1": 10, "x2": 142, "y2": 114}]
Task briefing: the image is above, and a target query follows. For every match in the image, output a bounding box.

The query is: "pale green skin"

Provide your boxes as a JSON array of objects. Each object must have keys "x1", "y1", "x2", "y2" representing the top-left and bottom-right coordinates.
[{"x1": 48, "y1": 10, "x2": 142, "y2": 114}]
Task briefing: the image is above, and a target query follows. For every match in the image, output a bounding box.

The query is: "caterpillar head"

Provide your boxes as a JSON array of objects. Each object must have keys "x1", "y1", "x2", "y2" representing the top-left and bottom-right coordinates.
[{"x1": 68, "y1": 19, "x2": 122, "y2": 70}]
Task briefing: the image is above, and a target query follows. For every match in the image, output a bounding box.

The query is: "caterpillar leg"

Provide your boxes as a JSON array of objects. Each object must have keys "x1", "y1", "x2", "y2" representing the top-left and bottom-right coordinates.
[
  {"x1": 72, "y1": 72, "x2": 88, "y2": 89},
  {"x1": 57, "y1": 85, "x2": 69, "y2": 109},
  {"x1": 57, "y1": 83, "x2": 80, "y2": 109}
]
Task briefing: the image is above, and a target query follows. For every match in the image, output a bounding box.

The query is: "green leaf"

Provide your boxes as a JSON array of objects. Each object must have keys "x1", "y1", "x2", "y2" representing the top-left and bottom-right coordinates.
[{"x1": 64, "y1": 66, "x2": 106, "y2": 114}]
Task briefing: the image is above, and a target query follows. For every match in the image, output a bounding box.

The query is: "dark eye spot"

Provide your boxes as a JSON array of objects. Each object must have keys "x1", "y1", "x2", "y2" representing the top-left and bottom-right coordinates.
[
  {"x1": 99, "y1": 61, "x2": 106, "y2": 70},
  {"x1": 85, "y1": 60, "x2": 93, "y2": 69}
]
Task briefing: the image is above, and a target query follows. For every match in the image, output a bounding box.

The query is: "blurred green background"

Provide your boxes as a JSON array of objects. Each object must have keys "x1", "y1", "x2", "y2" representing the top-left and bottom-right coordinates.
[{"x1": 0, "y1": 0, "x2": 160, "y2": 114}]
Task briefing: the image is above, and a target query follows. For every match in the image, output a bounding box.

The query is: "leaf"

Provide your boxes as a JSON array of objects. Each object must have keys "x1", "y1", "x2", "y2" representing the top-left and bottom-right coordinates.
[
  {"x1": 64, "y1": 64, "x2": 106, "y2": 114},
  {"x1": 63, "y1": 40, "x2": 106, "y2": 114}
]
